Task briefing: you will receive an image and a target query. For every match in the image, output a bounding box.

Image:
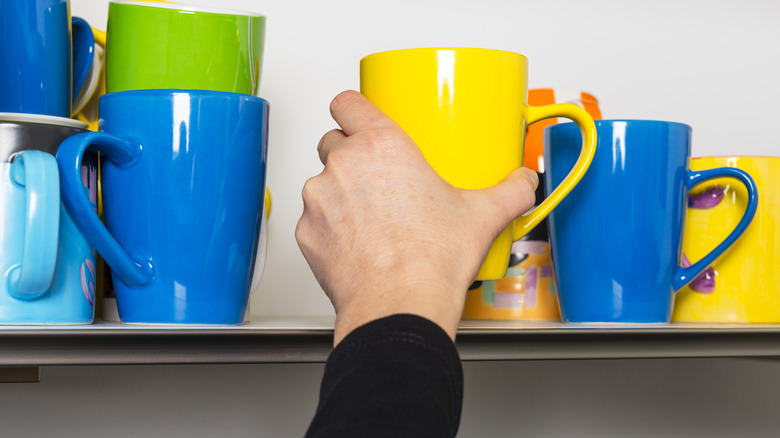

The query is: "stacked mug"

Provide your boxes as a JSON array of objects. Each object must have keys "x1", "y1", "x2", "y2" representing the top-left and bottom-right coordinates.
[
  {"x1": 54, "y1": 0, "x2": 269, "y2": 325},
  {"x1": 0, "y1": 0, "x2": 103, "y2": 324}
]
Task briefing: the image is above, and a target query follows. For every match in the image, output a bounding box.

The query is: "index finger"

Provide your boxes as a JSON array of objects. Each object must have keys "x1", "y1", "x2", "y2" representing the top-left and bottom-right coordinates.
[{"x1": 329, "y1": 90, "x2": 400, "y2": 137}]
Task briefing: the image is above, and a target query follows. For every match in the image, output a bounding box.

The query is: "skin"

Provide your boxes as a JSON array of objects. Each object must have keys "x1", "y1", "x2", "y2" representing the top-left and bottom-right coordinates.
[{"x1": 296, "y1": 90, "x2": 538, "y2": 346}]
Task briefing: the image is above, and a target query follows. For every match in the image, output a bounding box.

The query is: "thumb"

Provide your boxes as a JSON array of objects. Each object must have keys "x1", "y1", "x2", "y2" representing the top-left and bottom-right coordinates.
[{"x1": 467, "y1": 167, "x2": 539, "y2": 233}]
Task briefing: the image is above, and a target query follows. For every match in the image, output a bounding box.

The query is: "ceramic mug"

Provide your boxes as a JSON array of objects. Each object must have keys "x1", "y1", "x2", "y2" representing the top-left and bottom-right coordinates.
[
  {"x1": 0, "y1": 115, "x2": 97, "y2": 324},
  {"x1": 57, "y1": 90, "x2": 268, "y2": 325},
  {"x1": 462, "y1": 89, "x2": 604, "y2": 319},
  {"x1": 0, "y1": 0, "x2": 98, "y2": 117},
  {"x1": 674, "y1": 156, "x2": 780, "y2": 322},
  {"x1": 106, "y1": 1, "x2": 266, "y2": 94},
  {"x1": 360, "y1": 48, "x2": 598, "y2": 280},
  {"x1": 545, "y1": 120, "x2": 758, "y2": 323}
]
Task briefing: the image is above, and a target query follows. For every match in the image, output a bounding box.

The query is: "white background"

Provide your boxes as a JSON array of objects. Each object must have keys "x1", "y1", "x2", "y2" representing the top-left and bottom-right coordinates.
[{"x1": 2, "y1": 0, "x2": 780, "y2": 437}]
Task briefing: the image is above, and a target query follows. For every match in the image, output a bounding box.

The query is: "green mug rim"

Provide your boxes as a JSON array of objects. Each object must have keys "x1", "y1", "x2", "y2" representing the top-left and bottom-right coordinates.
[{"x1": 109, "y1": 0, "x2": 265, "y2": 17}]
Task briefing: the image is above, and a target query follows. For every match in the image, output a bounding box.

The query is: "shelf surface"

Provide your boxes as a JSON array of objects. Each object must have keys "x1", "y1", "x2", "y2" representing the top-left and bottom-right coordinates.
[{"x1": 3, "y1": 318, "x2": 780, "y2": 366}]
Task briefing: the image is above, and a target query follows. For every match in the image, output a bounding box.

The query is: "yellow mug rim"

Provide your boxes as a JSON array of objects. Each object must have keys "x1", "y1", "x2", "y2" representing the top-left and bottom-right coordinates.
[
  {"x1": 692, "y1": 155, "x2": 780, "y2": 161},
  {"x1": 361, "y1": 47, "x2": 526, "y2": 62}
]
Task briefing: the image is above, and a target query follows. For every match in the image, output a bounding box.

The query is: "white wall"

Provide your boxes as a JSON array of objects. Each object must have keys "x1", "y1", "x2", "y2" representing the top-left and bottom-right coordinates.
[{"x1": 6, "y1": 0, "x2": 776, "y2": 437}]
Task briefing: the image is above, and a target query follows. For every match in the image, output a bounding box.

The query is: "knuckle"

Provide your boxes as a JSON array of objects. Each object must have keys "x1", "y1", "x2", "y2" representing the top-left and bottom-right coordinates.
[
  {"x1": 357, "y1": 129, "x2": 394, "y2": 151},
  {"x1": 294, "y1": 219, "x2": 308, "y2": 247},
  {"x1": 316, "y1": 130, "x2": 332, "y2": 152},
  {"x1": 324, "y1": 148, "x2": 347, "y2": 167},
  {"x1": 301, "y1": 176, "x2": 320, "y2": 203}
]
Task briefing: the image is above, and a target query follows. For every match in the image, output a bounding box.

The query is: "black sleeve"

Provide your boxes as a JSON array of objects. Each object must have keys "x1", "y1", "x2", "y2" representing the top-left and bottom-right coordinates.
[{"x1": 305, "y1": 314, "x2": 464, "y2": 438}]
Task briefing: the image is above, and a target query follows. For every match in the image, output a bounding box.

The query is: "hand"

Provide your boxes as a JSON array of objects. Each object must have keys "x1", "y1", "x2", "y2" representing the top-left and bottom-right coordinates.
[{"x1": 296, "y1": 90, "x2": 538, "y2": 345}]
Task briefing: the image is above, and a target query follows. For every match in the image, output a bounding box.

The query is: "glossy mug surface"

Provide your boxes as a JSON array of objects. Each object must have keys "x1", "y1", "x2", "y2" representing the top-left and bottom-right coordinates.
[
  {"x1": 0, "y1": 117, "x2": 97, "y2": 324},
  {"x1": 674, "y1": 157, "x2": 780, "y2": 322},
  {"x1": 0, "y1": 0, "x2": 96, "y2": 117},
  {"x1": 360, "y1": 48, "x2": 598, "y2": 280},
  {"x1": 0, "y1": 113, "x2": 89, "y2": 161},
  {"x1": 57, "y1": 90, "x2": 268, "y2": 325},
  {"x1": 106, "y1": 1, "x2": 266, "y2": 94},
  {"x1": 545, "y1": 120, "x2": 758, "y2": 323}
]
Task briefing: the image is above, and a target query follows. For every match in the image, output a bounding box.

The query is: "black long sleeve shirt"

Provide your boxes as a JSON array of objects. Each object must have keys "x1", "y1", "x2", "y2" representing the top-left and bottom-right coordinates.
[{"x1": 305, "y1": 314, "x2": 464, "y2": 437}]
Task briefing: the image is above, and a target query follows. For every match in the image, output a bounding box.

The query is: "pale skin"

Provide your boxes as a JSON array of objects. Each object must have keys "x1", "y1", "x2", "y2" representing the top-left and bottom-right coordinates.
[{"x1": 296, "y1": 90, "x2": 539, "y2": 346}]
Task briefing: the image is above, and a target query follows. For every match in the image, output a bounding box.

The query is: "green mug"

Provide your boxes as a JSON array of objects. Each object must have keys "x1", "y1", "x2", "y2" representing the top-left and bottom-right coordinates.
[{"x1": 106, "y1": 1, "x2": 266, "y2": 94}]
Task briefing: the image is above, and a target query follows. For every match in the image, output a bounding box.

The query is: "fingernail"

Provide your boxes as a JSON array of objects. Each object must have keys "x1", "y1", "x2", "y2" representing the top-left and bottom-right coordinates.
[{"x1": 521, "y1": 167, "x2": 539, "y2": 188}]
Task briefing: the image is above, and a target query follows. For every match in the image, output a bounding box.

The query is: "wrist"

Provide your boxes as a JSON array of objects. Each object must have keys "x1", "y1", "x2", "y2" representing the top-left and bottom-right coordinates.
[{"x1": 332, "y1": 283, "x2": 467, "y2": 346}]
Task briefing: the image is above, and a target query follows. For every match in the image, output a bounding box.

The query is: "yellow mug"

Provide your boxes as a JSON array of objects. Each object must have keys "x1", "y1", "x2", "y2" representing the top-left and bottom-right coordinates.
[
  {"x1": 674, "y1": 156, "x2": 779, "y2": 323},
  {"x1": 360, "y1": 48, "x2": 598, "y2": 280}
]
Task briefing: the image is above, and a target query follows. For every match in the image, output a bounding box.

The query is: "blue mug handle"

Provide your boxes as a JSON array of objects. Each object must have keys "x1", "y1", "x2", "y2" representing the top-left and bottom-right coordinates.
[
  {"x1": 57, "y1": 132, "x2": 154, "y2": 288},
  {"x1": 672, "y1": 167, "x2": 758, "y2": 290},
  {"x1": 6, "y1": 151, "x2": 60, "y2": 299},
  {"x1": 71, "y1": 17, "x2": 95, "y2": 113}
]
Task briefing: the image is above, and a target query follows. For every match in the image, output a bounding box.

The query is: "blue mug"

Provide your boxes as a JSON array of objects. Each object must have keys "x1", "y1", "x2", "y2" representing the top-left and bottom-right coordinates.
[
  {"x1": 544, "y1": 120, "x2": 758, "y2": 323},
  {"x1": 0, "y1": 0, "x2": 95, "y2": 117},
  {"x1": 57, "y1": 90, "x2": 269, "y2": 325},
  {"x1": 0, "y1": 117, "x2": 97, "y2": 324}
]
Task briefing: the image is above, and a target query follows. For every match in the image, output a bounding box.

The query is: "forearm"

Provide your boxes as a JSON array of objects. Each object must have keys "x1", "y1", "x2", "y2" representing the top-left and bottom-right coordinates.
[{"x1": 306, "y1": 314, "x2": 464, "y2": 438}]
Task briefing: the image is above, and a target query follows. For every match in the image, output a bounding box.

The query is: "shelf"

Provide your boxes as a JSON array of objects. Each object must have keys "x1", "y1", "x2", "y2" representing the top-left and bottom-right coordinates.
[{"x1": 3, "y1": 318, "x2": 780, "y2": 366}]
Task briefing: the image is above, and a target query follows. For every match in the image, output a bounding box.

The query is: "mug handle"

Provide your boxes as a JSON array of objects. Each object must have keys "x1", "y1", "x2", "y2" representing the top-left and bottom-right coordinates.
[
  {"x1": 92, "y1": 28, "x2": 106, "y2": 47},
  {"x1": 6, "y1": 151, "x2": 60, "y2": 298},
  {"x1": 71, "y1": 17, "x2": 94, "y2": 112},
  {"x1": 672, "y1": 167, "x2": 758, "y2": 290},
  {"x1": 512, "y1": 104, "x2": 597, "y2": 239},
  {"x1": 56, "y1": 132, "x2": 154, "y2": 287}
]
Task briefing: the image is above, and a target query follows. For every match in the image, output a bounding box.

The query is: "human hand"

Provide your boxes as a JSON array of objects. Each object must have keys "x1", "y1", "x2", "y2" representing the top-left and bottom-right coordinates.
[{"x1": 296, "y1": 90, "x2": 538, "y2": 345}]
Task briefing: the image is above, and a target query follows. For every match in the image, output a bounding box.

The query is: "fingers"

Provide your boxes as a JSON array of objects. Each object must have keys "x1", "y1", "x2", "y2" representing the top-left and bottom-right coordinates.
[
  {"x1": 329, "y1": 90, "x2": 398, "y2": 136},
  {"x1": 470, "y1": 167, "x2": 539, "y2": 230},
  {"x1": 317, "y1": 128, "x2": 346, "y2": 164},
  {"x1": 319, "y1": 91, "x2": 409, "y2": 165}
]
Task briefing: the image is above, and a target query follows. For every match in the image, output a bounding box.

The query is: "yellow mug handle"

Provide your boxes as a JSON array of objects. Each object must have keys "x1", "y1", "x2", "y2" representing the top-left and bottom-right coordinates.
[
  {"x1": 512, "y1": 104, "x2": 597, "y2": 240},
  {"x1": 92, "y1": 28, "x2": 106, "y2": 47},
  {"x1": 264, "y1": 188, "x2": 272, "y2": 219},
  {"x1": 73, "y1": 28, "x2": 107, "y2": 131}
]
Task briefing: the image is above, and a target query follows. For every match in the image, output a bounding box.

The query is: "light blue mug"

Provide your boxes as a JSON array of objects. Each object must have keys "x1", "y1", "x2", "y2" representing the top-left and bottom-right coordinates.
[
  {"x1": 0, "y1": 0, "x2": 96, "y2": 117},
  {"x1": 0, "y1": 115, "x2": 97, "y2": 324}
]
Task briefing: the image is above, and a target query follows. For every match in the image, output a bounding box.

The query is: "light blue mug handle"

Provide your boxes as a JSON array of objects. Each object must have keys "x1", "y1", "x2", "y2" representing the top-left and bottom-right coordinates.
[
  {"x1": 70, "y1": 17, "x2": 94, "y2": 107},
  {"x1": 7, "y1": 150, "x2": 60, "y2": 299},
  {"x1": 673, "y1": 167, "x2": 758, "y2": 290},
  {"x1": 57, "y1": 132, "x2": 154, "y2": 288}
]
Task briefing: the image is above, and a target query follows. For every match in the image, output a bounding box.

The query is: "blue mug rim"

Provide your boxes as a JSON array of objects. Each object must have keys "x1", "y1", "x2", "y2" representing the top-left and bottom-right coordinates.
[
  {"x1": 99, "y1": 89, "x2": 269, "y2": 105},
  {"x1": 547, "y1": 119, "x2": 692, "y2": 133}
]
